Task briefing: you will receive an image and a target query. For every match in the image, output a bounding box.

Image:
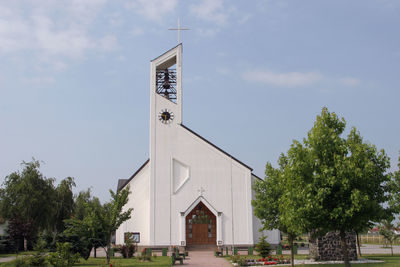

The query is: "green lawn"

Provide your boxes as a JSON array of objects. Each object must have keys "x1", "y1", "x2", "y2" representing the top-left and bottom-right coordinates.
[
  {"x1": 0, "y1": 256, "x2": 172, "y2": 267},
  {"x1": 224, "y1": 254, "x2": 400, "y2": 266},
  {"x1": 75, "y1": 256, "x2": 172, "y2": 267}
]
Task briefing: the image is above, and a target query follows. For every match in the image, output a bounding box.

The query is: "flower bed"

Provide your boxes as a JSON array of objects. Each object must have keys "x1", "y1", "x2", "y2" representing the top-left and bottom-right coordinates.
[{"x1": 240, "y1": 256, "x2": 291, "y2": 266}]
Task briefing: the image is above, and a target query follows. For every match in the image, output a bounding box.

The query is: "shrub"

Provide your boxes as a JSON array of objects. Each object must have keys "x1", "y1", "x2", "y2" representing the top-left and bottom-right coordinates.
[
  {"x1": 47, "y1": 242, "x2": 80, "y2": 267},
  {"x1": 255, "y1": 235, "x2": 271, "y2": 258},
  {"x1": 237, "y1": 257, "x2": 247, "y2": 266},
  {"x1": 231, "y1": 255, "x2": 240, "y2": 263},
  {"x1": 120, "y1": 244, "x2": 135, "y2": 258},
  {"x1": 14, "y1": 257, "x2": 30, "y2": 267},
  {"x1": 28, "y1": 253, "x2": 47, "y2": 267}
]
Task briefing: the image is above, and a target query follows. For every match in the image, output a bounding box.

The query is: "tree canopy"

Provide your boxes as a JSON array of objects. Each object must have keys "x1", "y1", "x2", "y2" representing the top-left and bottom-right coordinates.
[
  {"x1": 0, "y1": 160, "x2": 56, "y2": 249},
  {"x1": 253, "y1": 107, "x2": 391, "y2": 267}
]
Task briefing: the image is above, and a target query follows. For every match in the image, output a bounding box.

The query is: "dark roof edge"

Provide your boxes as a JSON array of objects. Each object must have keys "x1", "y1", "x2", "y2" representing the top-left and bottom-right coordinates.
[
  {"x1": 180, "y1": 124, "x2": 253, "y2": 171},
  {"x1": 118, "y1": 159, "x2": 150, "y2": 191},
  {"x1": 251, "y1": 173, "x2": 263, "y2": 181},
  {"x1": 151, "y1": 43, "x2": 182, "y2": 62}
]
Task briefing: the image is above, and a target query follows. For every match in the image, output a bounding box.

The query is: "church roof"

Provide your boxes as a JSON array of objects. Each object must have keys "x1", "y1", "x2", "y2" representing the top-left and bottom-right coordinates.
[
  {"x1": 118, "y1": 124, "x2": 261, "y2": 191},
  {"x1": 117, "y1": 159, "x2": 149, "y2": 191},
  {"x1": 180, "y1": 124, "x2": 253, "y2": 171}
]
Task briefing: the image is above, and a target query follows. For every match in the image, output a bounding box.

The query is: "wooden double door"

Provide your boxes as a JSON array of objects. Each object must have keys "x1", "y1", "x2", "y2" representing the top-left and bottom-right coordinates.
[{"x1": 186, "y1": 202, "x2": 216, "y2": 245}]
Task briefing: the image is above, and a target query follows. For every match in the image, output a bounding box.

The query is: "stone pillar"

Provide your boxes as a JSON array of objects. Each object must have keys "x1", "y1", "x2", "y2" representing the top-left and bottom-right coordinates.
[{"x1": 309, "y1": 231, "x2": 357, "y2": 261}]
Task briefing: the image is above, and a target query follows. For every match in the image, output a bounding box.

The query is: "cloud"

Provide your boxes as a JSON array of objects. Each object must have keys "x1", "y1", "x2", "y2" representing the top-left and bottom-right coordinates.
[
  {"x1": 125, "y1": 0, "x2": 178, "y2": 22},
  {"x1": 22, "y1": 76, "x2": 55, "y2": 85},
  {"x1": 238, "y1": 14, "x2": 252, "y2": 25},
  {"x1": 189, "y1": 0, "x2": 230, "y2": 26},
  {"x1": 0, "y1": 1, "x2": 112, "y2": 60},
  {"x1": 216, "y1": 67, "x2": 230, "y2": 75},
  {"x1": 243, "y1": 69, "x2": 323, "y2": 87},
  {"x1": 131, "y1": 26, "x2": 144, "y2": 36},
  {"x1": 99, "y1": 35, "x2": 118, "y2": 52},
  {"x1": 243, "y1": 68, "x2": 363, "y2": 89},
  {"x1": 339, "y1": 77, "x2": 361, "y2": 87}
]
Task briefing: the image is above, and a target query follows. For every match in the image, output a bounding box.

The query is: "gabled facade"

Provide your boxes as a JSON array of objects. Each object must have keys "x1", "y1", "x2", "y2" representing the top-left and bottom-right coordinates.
[{"x1": 116, "y1": 45, "x2": 280, "y2": 248}]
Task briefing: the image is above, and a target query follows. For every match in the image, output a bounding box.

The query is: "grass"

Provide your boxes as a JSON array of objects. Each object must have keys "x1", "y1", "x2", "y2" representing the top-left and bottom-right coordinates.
[
  {"x1": 224, "y1": 254, "x2": 400, "y2": 266},
  {"x1": 0, "y1": 251, "x2": 34, "y2": 257},
  {"x1": 75, "y1": 256, "x2": 172, "y2": 267},
  {"x1": 0, "y1": 256, "x2": 172, "y2": 267}
]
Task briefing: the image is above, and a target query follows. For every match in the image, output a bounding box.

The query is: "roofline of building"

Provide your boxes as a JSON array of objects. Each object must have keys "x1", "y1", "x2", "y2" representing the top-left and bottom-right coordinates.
[
  {"x1": 251, "y1": 173, "x2": 263, "y2": 181},
  {"x1": 180, "y1": 124, "x2": 253, "y2": 171},
  {"x1": 118, "y1": 159, "x2": 150, "y2": 191},
  {"x1": 151, "y1": 43, "x2": 182, "y2": 62}
]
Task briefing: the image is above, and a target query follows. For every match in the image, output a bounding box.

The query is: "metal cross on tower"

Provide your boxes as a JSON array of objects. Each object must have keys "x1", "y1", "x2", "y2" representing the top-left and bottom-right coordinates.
[{"x1": 168, "y1": 18, "x2": 190, "y2": 44}]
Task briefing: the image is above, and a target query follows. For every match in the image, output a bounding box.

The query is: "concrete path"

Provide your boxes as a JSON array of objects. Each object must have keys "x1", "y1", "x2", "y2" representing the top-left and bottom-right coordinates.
[
  {"x1": 185, "y1": 251, "x2": 232, "y2": 267},
  {"x1": 0, "y1": 256, "x2": 16, "y2": 263}
]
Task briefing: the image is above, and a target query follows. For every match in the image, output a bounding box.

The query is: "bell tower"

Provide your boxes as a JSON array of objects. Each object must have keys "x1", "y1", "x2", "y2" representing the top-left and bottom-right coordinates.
[{"x1": 149, "y1": 44, "x2": 183, "y2": 245}]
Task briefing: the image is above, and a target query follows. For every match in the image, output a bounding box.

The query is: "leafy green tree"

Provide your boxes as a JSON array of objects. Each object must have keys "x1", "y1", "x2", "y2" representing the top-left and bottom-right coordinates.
[
  {"x1": 95, "y1": 187, "x2": 133, "y2": 264},
  {"x1": 63, "y1": 189, "x2": 102, "y2": 259},
  {"x1": 48, "y1": 242, "x2": 80, "y2": 267},
  {"x1": 0, "y1": 160, "x2": 56, "y2": 250},
  {"x1": 285, "y1": 108, "x2": 391, "y2": 267},
  {"x1": 63, "y1": 186, "x2": 132, "y2": 264},
  {"x1": 73, "y1": 189, "x2": 101, "y2": 220},
  {"x1": 389, "y1": 155, "x2": 400, "y2": 214},
  {"x1": 255, "y1": 108, "x2": 391, "y2": 267},
  {"x1": 54, "y1": 177, "x2": 76, "y2": 233},
  {"x1": 252, "y1": 155, "x2": 302, "y2": 267},
  {"x1": 379, "y1": 220, "x2": 399, "y2": 256}
]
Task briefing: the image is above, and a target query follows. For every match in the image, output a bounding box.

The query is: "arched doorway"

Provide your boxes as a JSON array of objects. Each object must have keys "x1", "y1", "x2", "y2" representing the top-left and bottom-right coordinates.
[{"x1": 185, "y1": 201, "x2": 216, "y2": 245}]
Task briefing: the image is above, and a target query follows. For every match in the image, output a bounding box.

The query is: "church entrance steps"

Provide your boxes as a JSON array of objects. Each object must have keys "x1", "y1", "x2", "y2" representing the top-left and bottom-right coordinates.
[{"x1": 186, "y1": 244, "x2": 217, "y2": 251}]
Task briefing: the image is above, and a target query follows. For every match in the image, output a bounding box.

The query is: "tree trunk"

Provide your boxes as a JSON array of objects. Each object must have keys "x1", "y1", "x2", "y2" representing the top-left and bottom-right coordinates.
[
  {"x1": 356, "y1": 231, "x2": 362, "y2": 257},
  {"x1": 339, "y1": 230, "x2": 351, "y2": 267},
  {"x1": 289, "y1": 235, "x2": 294, "y2": 267},
  {"x1": 23, "y1": 237, "x2": 27, "y2": 252},
  {"x1": 94, "y1": 246, "x2": 97, "y2": 258},
  {"x1": 105, "y1": 246, "x2": 110, "y2": 264},
  {"x1": 391, "y1": 242, "x2": 393, "y2": 256}
]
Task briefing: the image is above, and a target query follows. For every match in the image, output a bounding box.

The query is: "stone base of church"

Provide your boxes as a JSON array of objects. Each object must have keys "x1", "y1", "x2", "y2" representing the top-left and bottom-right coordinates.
[{"x1": 309, "y1": 231, "x2": 357, "y2": 261}]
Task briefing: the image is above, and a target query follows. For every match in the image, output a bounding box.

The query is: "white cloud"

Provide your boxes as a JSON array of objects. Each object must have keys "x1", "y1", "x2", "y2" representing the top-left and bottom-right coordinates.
[
  {"x1": 131, "y1": 26, "x2": 144, "y2": 36},
  {"x1": 99, "y1": 35, "x2": 118, "y2": 52},
  {"x1": 339, "y1": 77, "x2": 361, "y2": 87},
  {"x1": 243, "y1": 69, "x2": 323, "y2": 87},
  {"x1": 32, "y1": 14, "x2": 93, "y2": 58},
  {"x1": 238, "y1": 14, "x2": 252, "y2": 25},
  {"x1": 216, "y1": 67, "x2": 230, "y2": 75},
  {"x1": 125, "y1": 0, "x2": 178, "y2": 22},
  {"x1": 189, "y1": 0, "x2": 230, "y2": 26},
  {"x1": 0, "y1": 1, "x2": 113, "y2": 60},
  {"x1": 23, "y1": 76, "x2": 55, "y2": 85}
]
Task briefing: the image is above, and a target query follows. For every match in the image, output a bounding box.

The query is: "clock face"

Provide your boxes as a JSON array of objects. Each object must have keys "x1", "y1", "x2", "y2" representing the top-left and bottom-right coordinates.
[{"x1": 158, "y1": 109, "x2": 174, "y2": 124}]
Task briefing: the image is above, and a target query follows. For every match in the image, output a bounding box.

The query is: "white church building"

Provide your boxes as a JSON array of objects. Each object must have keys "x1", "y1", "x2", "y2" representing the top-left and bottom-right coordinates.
[{"x1": 116, "y1": 44, "x2": 280, "y2": 249}]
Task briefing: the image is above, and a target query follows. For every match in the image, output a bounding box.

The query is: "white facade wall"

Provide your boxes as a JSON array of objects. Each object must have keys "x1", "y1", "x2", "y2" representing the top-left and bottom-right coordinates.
[
  {"x1": 116, "y1": 163, "x2": 150, "y2": 245},
  {"x1": 151, "y1": 108, "x2": 255, "y2": 246},
  {"x1": 117, "y1": 44, "x2": 280, "y2": 247}
]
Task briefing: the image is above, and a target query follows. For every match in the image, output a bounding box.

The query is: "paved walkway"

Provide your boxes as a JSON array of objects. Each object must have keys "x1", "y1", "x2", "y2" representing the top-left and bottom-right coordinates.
[
  {"x1": 185, "y1": 250, "x2": 232, "y2": 267},
  {"x1": 0, "y1": 256, "x2": 16, "y2": 263}
]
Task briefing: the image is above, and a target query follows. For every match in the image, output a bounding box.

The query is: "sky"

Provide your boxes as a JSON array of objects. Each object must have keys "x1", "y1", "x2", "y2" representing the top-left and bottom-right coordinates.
[{"x1": 1, "y1": 0, "x2": 399, "y2": 203}]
